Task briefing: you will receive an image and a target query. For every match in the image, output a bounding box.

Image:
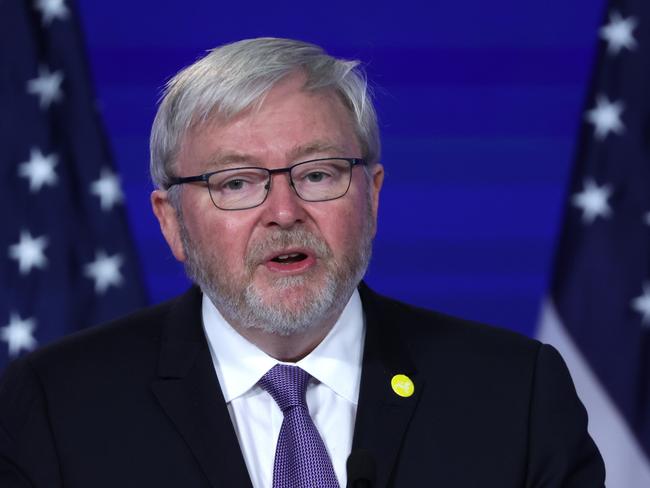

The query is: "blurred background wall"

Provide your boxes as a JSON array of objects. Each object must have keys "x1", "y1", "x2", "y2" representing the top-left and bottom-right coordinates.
[{"x1": 76, "y1": 0, "x2": 605, "y2": 336}]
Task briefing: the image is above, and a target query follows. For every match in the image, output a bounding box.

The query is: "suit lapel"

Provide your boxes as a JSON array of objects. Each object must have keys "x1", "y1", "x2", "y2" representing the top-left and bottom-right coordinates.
[
  {"x1": 353, "y1": 284, "x2": 424, "y2": 488},
  {"x1": 149, "y1": 284, "x2": 422, "y2": 487},
  {"x1": 151, "y1": 287, "x2": 252, "y2": 488}
]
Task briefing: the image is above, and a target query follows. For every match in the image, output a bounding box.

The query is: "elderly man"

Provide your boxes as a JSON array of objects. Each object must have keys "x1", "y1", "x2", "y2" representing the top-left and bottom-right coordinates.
[{"x1": 0, "y1": 38, "x2": 604, "y2": 487}]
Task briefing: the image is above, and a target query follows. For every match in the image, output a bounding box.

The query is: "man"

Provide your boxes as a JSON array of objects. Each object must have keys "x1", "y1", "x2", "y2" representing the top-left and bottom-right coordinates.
[{"x1": 0, "y1": 38, "x2": 604, "y2": 487}]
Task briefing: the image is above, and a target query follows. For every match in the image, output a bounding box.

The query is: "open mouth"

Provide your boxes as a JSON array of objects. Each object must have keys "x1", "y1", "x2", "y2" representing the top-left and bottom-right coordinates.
[{"x1": 270, "y1": 252, "x2": 308, "y2": 264}]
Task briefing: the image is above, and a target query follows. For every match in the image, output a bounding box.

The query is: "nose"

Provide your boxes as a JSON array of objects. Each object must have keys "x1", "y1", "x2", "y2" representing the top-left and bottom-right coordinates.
[{"x1": 260, "y1": 172, "x2": 307, "y2": 228}]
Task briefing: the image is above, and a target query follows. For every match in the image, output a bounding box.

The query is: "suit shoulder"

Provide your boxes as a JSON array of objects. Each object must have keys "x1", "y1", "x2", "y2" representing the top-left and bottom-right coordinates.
[
  {"x1": 13, "y1": 288, "x2": 200, "y2": 378},
  {"x1": 361, "y1": 285, "x2": 541, "y2": 359}
]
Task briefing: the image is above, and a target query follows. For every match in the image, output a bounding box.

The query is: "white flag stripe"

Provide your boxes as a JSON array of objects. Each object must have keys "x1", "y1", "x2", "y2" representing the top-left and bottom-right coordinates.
[{"x1": 538, "y1": 299, "x2": 650, "y2": 488}]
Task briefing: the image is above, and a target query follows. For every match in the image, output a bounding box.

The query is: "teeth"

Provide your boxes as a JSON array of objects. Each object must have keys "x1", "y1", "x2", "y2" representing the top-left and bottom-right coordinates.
[{"x1": 272, "y1": 252, "x2": 305, "y2": 263}]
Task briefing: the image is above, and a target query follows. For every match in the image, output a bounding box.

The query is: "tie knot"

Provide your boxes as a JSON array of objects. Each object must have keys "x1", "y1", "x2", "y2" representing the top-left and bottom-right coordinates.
[{"x1": 259, "y1": 364, "x2": 310, "y2": 413}]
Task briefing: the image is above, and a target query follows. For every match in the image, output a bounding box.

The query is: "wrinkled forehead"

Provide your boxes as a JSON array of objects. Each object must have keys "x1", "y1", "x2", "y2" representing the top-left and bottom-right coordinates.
[
  {"x1": 175, "y1": 79, "x2": 361, "y2": 173},
  {"x1": 187, "y1": 72, "x2": 353, "y2": 134}
]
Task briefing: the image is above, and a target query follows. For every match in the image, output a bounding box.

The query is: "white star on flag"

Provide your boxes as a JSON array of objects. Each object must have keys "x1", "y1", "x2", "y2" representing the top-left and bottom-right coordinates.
[
  {"x1": 84, "y1": 251, "x2": 124, "y2": 294},
  {"x1": 8, "y1": 231, "x2": 49, "y2": 275},
  {"x1": 600, "y1": 11, "x2": 638, "y2": 55},
  {"x1": 26, "y1": 65, "x2": 64, "y2": 109},
  {"x1": 631, "y1": 283, "x2": 650, "y2": 326},
  {"x1": 1, "y1": 312, "x2": 38, "y2": 357},
  {"x1": 585, "y1": 95, "x2": 625, "y2": 140},
  {"x1": 645, "y1": 212, "x2": 650, "y2": 226},
  {"x1": 90, "y1": 168, "x2": 124, "y2": 211},
  {"x1": 34, "y1": 0, "x2": 69, "y2": 25},
  {"x1": 18, "y1": 148, "x2": 59, "y2": 192},
  {"x1": 571, "y1": 178, "x2": 613, "y2": 224}
]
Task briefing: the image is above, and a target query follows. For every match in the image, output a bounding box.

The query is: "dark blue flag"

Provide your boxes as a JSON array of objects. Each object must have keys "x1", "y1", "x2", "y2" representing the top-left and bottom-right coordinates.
[
  {"x1": 0, "y1": 0, "x2": 148, "y2": 369},
  {"x1": 537, "y1": 0, "x2": 650, "y2": 485}
]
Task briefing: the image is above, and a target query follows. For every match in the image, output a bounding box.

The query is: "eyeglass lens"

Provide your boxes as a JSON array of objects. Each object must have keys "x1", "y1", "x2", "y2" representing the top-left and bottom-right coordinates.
[{"x1": 206, "y1": 158, "x2": 352, "y2": 210}]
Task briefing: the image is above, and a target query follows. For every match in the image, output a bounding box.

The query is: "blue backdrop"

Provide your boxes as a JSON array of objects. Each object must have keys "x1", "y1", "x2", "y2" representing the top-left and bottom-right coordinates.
[{"x1": 76, "y1": 0, "x2": 606, "y2": 336}]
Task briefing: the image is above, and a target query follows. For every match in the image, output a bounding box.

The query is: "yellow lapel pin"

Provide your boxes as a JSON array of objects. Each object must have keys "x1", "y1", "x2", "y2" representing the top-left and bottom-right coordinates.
[{"x1": 391, "y1": 374, "x2": 415, "y2": 398}]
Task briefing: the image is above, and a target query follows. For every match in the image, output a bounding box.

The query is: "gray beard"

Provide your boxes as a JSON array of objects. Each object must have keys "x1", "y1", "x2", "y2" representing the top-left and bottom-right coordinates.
[{"x1": 177, "y1": 207, "x2": 373, "y2": 336}]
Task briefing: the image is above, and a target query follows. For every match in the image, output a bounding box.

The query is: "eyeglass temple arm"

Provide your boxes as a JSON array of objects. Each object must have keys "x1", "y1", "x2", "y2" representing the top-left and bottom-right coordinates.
[{"x1": 167, "y1": 174, "x2": 210, "y2": 188}]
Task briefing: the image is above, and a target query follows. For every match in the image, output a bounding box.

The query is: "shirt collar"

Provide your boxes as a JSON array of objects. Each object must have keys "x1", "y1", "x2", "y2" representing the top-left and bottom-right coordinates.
[{"x1": 202, "y1": 290, "x2": 365, "y2": 405}]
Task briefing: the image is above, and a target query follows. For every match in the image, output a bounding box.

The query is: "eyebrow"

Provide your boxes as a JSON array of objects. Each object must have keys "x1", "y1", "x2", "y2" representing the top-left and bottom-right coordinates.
[
  {"x1": 200, "y1": 140, "x2": 349, "y2": 171},
  {"x1": 286, "y1": 141, "x2": 349, "y2": 162},
  {"x1": 199, "y1": 151, "x2": 257, "y2": 171}
]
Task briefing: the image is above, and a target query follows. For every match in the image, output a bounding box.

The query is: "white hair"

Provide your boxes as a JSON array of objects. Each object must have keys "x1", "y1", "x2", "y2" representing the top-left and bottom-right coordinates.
[{"x1": 149, "y1": 37, "x2": 380, "y2": 189}]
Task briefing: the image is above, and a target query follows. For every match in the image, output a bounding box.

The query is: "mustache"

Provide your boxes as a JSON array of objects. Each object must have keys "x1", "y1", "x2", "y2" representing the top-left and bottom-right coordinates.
[{"x1": 246, "y1": 229, "x2": 332, "y2": 266}]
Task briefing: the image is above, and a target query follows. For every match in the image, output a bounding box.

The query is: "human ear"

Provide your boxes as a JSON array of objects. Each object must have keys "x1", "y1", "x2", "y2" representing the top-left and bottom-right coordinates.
[
  {"x1": 369, "y1": 163, "x2": 384, "y2": 234},
  {"x1": 151, "y1": 189, "x2": 187, "y2": 262}
]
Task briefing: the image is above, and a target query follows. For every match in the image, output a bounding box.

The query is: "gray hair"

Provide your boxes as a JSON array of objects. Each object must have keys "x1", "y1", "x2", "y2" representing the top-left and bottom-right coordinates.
[{"x1": 149, "y1": 37, "x2": 380, "y2": 189}]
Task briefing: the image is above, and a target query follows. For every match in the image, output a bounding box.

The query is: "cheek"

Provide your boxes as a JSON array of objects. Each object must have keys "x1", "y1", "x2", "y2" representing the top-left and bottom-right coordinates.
[
  {"x1": 184, "y1": 204, "x2": 255, "y2": 264},
  {"x1": 313, "y1": 201, "x2": 365, "y2": 254}
]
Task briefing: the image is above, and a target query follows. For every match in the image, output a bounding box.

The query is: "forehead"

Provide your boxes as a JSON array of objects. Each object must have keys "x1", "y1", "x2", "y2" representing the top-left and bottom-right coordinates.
[{"x1": 176, "y1": 74, "x2": 361, "y2": 173}]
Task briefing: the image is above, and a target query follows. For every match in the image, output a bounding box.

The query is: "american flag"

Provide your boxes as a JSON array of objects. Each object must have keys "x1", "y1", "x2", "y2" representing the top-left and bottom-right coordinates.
[
  {"x1": 0, "y1": 0, "x2": 147, "y2": 370},
  {"x1": 537, "y1": 0, "x2": 650, "y2": 486}
]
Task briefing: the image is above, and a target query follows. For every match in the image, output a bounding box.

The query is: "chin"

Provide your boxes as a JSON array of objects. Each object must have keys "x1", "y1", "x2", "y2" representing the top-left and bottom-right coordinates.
[
  {"x1": 257, "y1": 270, "x2": 325, "y2": 298},
  {"x1": 241, "y1": 274, "x2": 339, "y2": 335}
]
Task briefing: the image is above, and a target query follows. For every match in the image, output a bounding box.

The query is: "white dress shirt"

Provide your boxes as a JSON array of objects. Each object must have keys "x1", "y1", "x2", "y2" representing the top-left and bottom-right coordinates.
[{"x1": 201, "y1": 290, "x2": 365, "y2": 488}]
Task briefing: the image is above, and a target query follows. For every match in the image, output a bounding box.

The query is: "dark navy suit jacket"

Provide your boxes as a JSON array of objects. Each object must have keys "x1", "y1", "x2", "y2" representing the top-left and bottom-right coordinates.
[{"x1": 0, "y1": 284, "x2": 605, "y2": 487}]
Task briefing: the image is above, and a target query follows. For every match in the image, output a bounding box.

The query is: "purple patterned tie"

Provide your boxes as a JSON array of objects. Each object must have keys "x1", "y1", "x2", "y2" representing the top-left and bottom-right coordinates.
[{"x1": 259, "y1": 364, "x2": 340, "y2": 488}]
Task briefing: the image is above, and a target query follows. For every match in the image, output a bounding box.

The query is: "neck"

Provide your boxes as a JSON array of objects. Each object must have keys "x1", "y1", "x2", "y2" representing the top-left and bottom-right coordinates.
[{"x1": 233, "y1": 319, "x2": 337, "y2": 362}]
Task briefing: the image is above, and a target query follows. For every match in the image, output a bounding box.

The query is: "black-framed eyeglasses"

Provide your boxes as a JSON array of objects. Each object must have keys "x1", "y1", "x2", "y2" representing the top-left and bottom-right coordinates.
[{"x1": 167, "y1": 157, "x2": 367, "y2": 211}]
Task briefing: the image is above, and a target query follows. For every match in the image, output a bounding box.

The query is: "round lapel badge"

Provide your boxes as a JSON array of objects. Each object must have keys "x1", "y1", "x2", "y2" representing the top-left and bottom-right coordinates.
[{"x1": 391, "y1": 374, "x2": 415, "y2": 398}]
